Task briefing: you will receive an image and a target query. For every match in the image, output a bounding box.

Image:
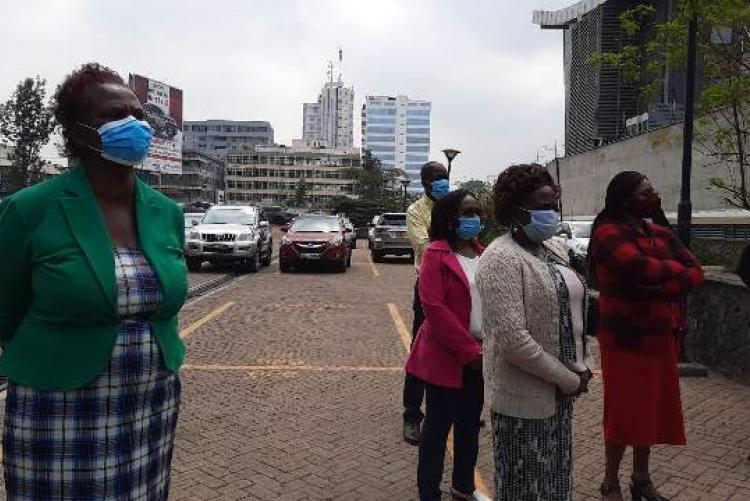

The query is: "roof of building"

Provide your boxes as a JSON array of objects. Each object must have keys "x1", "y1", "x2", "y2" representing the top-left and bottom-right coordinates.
[{"x1": 532, "y1": 0, "x2": 608, "y2": 29}]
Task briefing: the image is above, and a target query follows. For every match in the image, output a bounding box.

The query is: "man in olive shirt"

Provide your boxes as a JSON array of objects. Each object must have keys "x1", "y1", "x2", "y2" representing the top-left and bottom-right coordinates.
[{"x1": 403, "y1": 161, "x2": 450, "y2": 445}]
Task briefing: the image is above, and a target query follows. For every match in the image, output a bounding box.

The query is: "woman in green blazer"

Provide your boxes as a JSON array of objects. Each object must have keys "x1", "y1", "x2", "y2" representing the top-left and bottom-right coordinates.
[{"x1": 0, "y1": 63, "x2": 187, "y2": 499}]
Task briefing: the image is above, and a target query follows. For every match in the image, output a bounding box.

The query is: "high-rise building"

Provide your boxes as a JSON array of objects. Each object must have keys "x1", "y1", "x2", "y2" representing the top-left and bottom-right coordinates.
[
  {"x1": 183, "y1": 120, "x2": 274, "y2": 159},
  {"x1": 533, "y1": 0, "x2": 686, "y2": 155},
  {"x1": 361, "y1": 95, "x2": 431, "y2": 188},
  {"x1": 302, "y1": 58, "x2": 354, "y2": 149}
]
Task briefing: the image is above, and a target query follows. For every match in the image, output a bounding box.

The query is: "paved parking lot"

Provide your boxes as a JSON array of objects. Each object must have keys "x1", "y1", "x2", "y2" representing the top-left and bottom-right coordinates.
[
  {"x1": 170, "y1": 240, "x2": 750, "y2": 500},
  {"x1": 0, "y1": 240, "x2": 747, "y2": 500}
]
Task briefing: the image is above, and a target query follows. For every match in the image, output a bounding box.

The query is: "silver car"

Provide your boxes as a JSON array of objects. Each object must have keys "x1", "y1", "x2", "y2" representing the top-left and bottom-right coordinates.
[
  {"x1": 370, "y1": 213, "x2": 413, "y2": 262},
  {"x1": 185, "y1": 206, "x2": 273, "y2": 273}
]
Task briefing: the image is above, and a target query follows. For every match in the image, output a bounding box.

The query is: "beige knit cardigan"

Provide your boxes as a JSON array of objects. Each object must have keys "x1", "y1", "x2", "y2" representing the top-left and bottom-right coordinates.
[{"x1": 476, "y1": 233, "x2": 581, "y2": 419}]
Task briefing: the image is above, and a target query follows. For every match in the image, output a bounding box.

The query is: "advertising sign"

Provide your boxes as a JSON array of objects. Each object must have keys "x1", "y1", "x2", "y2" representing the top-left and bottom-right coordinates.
[{"x1": 129, "y1": 74, "x2": 183, "y2": 174}]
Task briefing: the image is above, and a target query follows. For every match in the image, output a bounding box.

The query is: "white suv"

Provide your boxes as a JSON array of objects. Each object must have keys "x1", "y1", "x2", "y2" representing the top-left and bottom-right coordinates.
[{"x1": 185, "y1": 206, "x2": 273, "y2": 273}]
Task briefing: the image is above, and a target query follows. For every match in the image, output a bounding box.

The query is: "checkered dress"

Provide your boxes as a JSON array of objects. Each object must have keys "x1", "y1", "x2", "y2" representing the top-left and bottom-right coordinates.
[{"x1": 3, "y1": 248, "x2": 181, "y2": 500}]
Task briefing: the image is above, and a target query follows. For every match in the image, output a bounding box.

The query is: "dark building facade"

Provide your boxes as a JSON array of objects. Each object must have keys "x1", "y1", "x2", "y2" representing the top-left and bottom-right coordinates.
[
  {"x1": 156, "y1": 150, "x2": 225, "y2": 205},
  {"x1": 183, "y1": 120, "x2": 274, "y2": 160},
  {"x1": 534, "y1": 0, "x2": 687, "y2": 155}
]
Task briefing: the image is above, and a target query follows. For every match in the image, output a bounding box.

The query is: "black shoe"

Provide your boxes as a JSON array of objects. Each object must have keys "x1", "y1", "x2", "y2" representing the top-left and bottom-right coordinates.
[
  {"x1": 403, "y1": 421, "x2": 421, "y2": 445},
  {"x1": 630, "y1": 477, "x2": 668, "y2": 501}
]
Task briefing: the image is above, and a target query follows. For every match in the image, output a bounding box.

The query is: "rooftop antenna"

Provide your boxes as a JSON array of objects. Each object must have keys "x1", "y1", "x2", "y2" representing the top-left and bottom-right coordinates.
[{"x1": 338, "y1": 47, "x2": 343, "y2": 83}]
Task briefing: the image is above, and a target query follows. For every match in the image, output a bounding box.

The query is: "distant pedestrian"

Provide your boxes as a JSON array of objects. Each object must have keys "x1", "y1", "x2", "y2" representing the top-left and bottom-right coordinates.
[
  {"x1": 589, "y1": 171, "x2": 704, "y2": 501},
  {"x1": 0, "y1": 63, "x2": 187, "y2": 499},
  {"x1": 405, "y1": 189, "x2": 485, "y2": 501},
  {"x1": 476, "y1": 164, "x2": 592, "y2": 501},
  {"x1": 403, "y1": 161, "x2": 450, "y2": 445}
]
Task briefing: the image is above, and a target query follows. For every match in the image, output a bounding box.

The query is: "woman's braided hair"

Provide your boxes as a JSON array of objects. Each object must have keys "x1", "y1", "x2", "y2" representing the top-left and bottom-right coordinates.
[
  {"x1": 52, "y1": 63, "x2": 124, "y2": 158},
  {"x1": 492, "y1": 163, "x2": 558, "y2": 226}
]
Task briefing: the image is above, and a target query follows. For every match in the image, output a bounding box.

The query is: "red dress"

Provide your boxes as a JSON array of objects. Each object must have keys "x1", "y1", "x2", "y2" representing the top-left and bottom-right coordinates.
[{"x1": 593, "y1": 222, "x2": 704, "y2": 446}]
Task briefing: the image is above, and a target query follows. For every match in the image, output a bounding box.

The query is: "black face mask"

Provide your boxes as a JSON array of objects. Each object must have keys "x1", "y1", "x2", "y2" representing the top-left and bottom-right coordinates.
[{"x1": 630, "y1": 193, "x2": 662, "y2": 219}]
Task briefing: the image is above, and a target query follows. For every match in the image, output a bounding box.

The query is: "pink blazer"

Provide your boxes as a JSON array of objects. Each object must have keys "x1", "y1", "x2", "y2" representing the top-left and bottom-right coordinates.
[{"x1": 405, "y1": 239, "x2": 483, "y2": 389}]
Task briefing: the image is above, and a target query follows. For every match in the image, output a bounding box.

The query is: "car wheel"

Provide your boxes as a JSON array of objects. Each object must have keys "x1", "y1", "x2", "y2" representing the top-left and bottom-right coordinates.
[
  {"x1": 346, "y1": 252, "x2": 352, "y2": 268},
  {"x1": 336, "y1": 258, "x2": 347, "y2": 273},
  {"x1": 187, "y1": 257, "x2": 203, "y2": 272},
  {"x1": 261, "y1": 241, "x2": 272, "y2": 266},
  {"x1": 409, "y1": 251, "x2": 415, "y2": 264},
  {"x1": 279, "y1": 259, "x2": 290, "y2": 273},
  {"x1": 246, "y1": 251, "x2": 261, "y2": 273}
]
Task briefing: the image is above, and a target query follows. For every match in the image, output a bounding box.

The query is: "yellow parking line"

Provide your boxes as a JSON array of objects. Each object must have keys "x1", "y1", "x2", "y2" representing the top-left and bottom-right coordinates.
[
  {"x1": 387, "y1": 303, "x2": 411, "y2": 353},
  {"x1": 447, "y1": 428, "x2": 491, "y2": 497},
  {"x1": 367, "y1": 255, "x2": 381, "y2": 277},
  {"x1": 180, "y1": 301, "x2": 235, "y2": 339},
  {"x1": 388, "y1": 303, "x2": 490, "y2": 499},
  {"x1": 182, "y1": 364, "x2": 402, "y2": 372}
]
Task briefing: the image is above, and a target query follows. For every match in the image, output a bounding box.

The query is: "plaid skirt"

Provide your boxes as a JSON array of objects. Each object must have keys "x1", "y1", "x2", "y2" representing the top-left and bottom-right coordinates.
[{"x1": 3, "y1": 321, "x2": 181, "y2": 500}]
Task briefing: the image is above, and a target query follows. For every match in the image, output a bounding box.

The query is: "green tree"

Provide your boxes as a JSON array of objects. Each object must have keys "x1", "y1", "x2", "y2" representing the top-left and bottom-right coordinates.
[
  {"x1": 350, "y1": 149, "x2": 405, "y2": 203},
  {"x1": 591, "y1": 0, "x2": 750, "y2": 208},
  {"x1": 460, "y1": 179, "x2": 490, "y2": 195},
  {"x1": 294, "y1": 177, "x2": 311, "y2": 207},
  {"x1": 0, "y1": 76, "x2": 56, "y2": 194}
]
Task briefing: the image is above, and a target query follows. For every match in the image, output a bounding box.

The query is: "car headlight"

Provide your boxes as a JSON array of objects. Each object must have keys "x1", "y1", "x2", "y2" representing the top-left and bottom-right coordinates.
[
  {"x1": 329, "y1": 236, "x2": 343, "y2": 246},
  {"x1": 281, "y1": 236, "x2": 292, "y2": 245},
  {"x1": 237, "y1": 233, "x2": 254, "y2": 241},
  {"x1": 189, "y1": 231, "x2": 200, "y2": 240}
]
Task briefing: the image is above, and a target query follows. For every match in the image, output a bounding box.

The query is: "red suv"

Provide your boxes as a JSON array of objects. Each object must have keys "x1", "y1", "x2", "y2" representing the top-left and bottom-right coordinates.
[{"x1": 279, "y1": 215, "x2": 352, "y2": 273}]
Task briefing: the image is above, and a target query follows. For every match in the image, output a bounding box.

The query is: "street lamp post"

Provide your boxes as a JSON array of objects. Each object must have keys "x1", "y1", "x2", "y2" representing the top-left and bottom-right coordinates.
[
  {"x1": 678, "y1": 0, "x2": 698, "y2": 247},
  {"x1": 399, "y1": 177, "x2": 411, "y2": 211},
  {"x1": 442, "y1": 149, "x2": 461, "y2": 176}
]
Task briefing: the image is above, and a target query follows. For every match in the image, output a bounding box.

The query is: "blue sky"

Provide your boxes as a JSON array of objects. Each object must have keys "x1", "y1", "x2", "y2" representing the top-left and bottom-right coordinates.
[{"x1": 1, "y1": 0, "x2": 576, "y2": 182}]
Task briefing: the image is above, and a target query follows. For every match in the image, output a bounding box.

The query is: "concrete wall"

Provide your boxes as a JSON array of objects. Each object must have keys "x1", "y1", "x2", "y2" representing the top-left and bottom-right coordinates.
[
  {"x1": 687, "y1": 275, "x2": 750, "y2": 384},
  {"x1": 551, "y1": 120, "x2": 736, "y2": 219}
]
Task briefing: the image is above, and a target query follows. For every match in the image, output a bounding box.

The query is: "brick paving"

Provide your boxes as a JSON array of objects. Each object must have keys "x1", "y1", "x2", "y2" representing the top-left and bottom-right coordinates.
[
  {"x1": 173, "y1": 239, "x2": 750, "y2": 500},
  {"x1": 0, "y1": 239, "x2": 748, "y2": 500},
  {"x1": 172, "y1": 240, "x2": 750, "y2": 500}
]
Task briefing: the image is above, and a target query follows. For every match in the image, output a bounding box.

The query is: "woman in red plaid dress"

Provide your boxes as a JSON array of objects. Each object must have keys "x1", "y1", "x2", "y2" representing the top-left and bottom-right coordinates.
[{"x1": 589, "y1": 172, "x2": 704, "y2": 501}]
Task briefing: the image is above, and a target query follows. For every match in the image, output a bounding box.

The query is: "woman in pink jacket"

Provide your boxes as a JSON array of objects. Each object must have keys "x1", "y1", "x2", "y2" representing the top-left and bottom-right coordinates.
[{"x1": 405, "y1": 189, "x2": 485, "y2": 501}]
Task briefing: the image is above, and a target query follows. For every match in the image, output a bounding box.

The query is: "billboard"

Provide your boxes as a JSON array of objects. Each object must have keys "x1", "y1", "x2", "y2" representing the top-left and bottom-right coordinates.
[{"x1": 129, "y1": 74, "x2": 183, "y2": 174}]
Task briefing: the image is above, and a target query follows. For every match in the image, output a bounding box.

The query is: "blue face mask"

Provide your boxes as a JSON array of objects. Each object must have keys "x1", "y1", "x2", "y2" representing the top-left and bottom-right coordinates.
[
  {"x1": 80, "y1": 116, "x2": 153, "y2": 166},
  {"x1": 456, "y1": 216, "x2": 482, "y2": 240},
  {"x1": 430, "y1": 179, "x2": 450, "y2": 200},
  {"x1": 521, "y1": 209, "x2": 559, "y2": 243}
]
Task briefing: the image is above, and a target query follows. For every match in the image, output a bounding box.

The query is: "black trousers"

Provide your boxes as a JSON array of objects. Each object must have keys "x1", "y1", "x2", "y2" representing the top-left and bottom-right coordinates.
[
  {"x1": 403, "y1": 279, "x2": 426, "y2": 423},
  {"x1": 417, "y1": 367, "x2": 484, "y2": 501}
]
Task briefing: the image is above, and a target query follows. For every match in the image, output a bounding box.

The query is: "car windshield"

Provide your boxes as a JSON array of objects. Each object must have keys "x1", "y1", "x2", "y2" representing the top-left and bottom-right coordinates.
[
  {"x1": 572, "y1": 223, "x2": 592, "y2": 238},
  {"x1": 203, "y1": 209, "x2": 255, "y2": 225},
  {"x1": 381, "y1": 215, "x2": 406, "y2": 226},
  {"x1": 291, "y1": 217, "x2": 340, "y2": 233}
]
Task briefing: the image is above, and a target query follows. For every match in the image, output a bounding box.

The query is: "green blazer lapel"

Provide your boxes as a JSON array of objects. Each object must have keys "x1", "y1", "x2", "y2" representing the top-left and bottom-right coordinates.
[{"x1": 59, "y1": 165, "x2": 117, "y2": 308}]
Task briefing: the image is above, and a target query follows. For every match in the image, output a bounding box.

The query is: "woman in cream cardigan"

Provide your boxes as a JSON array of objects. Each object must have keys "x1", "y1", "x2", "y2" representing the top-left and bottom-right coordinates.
[{"x1": 476, "y1": 164, "x2": 592, "y2": 501}]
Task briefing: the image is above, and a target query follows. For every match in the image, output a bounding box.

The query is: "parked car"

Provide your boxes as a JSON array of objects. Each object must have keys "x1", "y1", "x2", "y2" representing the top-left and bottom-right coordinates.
[
  {"x1": 370, "y1": 213, "x2": 413, "y2": 262},
  {"x1": 341, "y1": 217, "x2": 356, "y2": 250},
  {"x1": 183, "y1": 212, "x2": 204, "y2": 242},
  {"x1": 185, "y1": 205, "x2": 273, "y2": 273},
  {"x1": 279, "y1": 215, "x2": 352, "y2": 273},
  {"x1": 553, "y1": 220, "x2": 593, "y2": 257},
  {"x1": 367, "y1": 215, "x2": 380, "y2": 250},
  {"x1": 262, "y1": 206, "x2": 297, "y2": 225}
]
